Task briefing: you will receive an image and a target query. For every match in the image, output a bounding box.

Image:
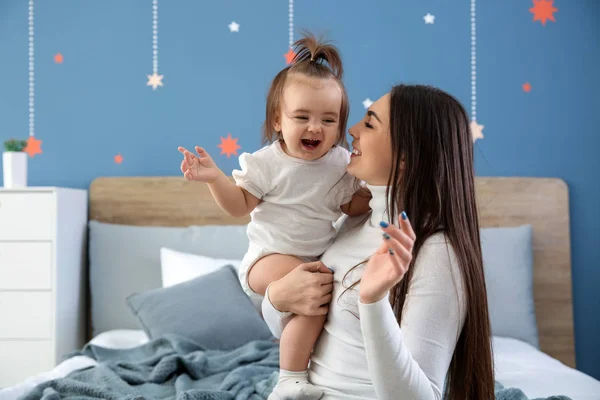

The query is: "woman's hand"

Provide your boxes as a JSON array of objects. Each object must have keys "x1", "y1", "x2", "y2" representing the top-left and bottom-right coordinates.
[
  {"x1": 268, "y1": 261, "x2": 334, "y2": 316},
  {"x1": 359, "y1": 213, "x2": 416, "y2": 304}
]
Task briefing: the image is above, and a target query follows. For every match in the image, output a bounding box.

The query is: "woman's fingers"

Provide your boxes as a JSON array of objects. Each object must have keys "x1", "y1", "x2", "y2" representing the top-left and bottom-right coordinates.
[
  {"x1": 399, "y1": 211, "x2": 416, "y2": 241},
  {"x1": 299, "y1": 261, "x2": 328, "y2": 273},
  {"x1": 385, "y1": 247, "x2": 406, "y2": 275},
  {"x1": 319, "y1": 283, "x2": 333, "y2": 295},
  {"x1": 320, "y1": 293, "x2": 333, "y2": 306},
  {"x1": 316, "y1": 271, "x2": 334, "y2": 285},
  {"x1": 384, "y1": 235, "x2": 413, "y2": 266},
  {"x1": 314, "y1": 304, "x2": 329, "y2": 316},
  {"x1": 373, "y1": 239, "x2": 388, "y2": 255},
  {"x1": 381, "y1": 222, "x2": 414, "y2": 253}
]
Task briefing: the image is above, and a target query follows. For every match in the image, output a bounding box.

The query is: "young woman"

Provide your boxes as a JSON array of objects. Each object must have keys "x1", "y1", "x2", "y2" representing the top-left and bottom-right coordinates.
[{"x1": 261, "y1": 84, "x2": 495, "y2": 400}]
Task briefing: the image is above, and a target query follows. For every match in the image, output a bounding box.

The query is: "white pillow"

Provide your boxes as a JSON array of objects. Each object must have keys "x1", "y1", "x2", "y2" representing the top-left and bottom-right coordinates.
[{"x1": 160, "y1": 247, "x2": 242, "y2": 288}]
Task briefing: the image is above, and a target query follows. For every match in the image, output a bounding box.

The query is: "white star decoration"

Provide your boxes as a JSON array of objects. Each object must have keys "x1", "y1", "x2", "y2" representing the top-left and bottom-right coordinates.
[
  {"x1": 424, "y1": 13, "x2": 435, "y2": 24},
  {"x1": 362, "y1": 98, "x2": 373, "y2": 109},
  {"x1": 147, "y1": 72, "x2": 164, "y2": 90},
  {"x1": 470, "y1": 120, "x2": 484, "y2": 142},
  {"x1": 228, "y1": 21, "x2": 239, "y2": 32}
]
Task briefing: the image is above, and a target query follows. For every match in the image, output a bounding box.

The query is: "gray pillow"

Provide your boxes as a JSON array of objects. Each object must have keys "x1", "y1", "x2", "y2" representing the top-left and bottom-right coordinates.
[
  {"x1": 481, "y1": 224, "x2": 539, "y2": 348},
  {"x1": 126, "y1": 265, "x2": 273, "y2": 350},
  {"x1": 88, "y1": 220, "x2": 250, "y2": 336}
]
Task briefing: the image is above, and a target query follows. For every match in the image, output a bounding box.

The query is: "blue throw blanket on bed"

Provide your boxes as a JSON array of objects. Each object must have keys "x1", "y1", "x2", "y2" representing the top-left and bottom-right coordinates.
[
  {"x1": 19, "y1": 333, "x2": 572, "y2": 400},
  {"x1": 20, "y1": 334, "x2": 279, "y2": 400},
  {"x1": 494, "y1": 382, "x2": 571, "y2": 400}
]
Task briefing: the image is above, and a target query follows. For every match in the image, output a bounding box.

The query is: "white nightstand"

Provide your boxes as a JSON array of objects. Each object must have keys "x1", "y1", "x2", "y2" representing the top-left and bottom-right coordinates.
[{"x1": 0, "y1": 187, "x2": 88, "y2": 388}]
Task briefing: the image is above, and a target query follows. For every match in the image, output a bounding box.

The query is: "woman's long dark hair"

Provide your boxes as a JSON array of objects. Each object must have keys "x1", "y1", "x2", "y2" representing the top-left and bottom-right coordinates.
[{"x1": 343, "y1": 84, "x2": 494, "y2": 399}]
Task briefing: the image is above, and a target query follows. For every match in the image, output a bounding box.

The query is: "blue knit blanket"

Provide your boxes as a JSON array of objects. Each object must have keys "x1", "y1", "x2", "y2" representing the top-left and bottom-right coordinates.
[
  {"x1": 19, "y1": 334, "x2": 279, "y2": 400},
  {"x1": 18, "y1": 333, "x2": 572, "y2": 400},
  {"x1": 495, "y1": 381, "x2": 572, "y2": 400}
]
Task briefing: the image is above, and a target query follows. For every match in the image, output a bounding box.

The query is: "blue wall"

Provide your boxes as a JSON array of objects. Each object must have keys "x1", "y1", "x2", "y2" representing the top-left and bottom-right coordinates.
[{"x1": 1, "y1": 0, "x2": 598, "y2": 378}]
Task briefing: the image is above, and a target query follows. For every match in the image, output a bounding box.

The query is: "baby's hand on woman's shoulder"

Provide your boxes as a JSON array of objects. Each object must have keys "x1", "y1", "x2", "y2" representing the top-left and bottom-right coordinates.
[
  {"x1": 341, "y1": 187, "x2": 372, "y2": 216},
  {"x1": 178, "y1": 146, "x2": 222, "y2": 183}
]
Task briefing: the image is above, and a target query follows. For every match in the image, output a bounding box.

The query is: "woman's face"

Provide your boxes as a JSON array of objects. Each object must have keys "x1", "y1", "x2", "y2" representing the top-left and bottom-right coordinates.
[{"x1": 347, "y1": 93, "x2": 393, "y2": 185}]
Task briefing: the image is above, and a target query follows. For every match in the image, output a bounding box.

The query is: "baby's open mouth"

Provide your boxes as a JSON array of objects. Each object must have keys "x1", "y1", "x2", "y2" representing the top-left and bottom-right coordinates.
[{"x1": 301, "y1": 139, "x2": 321, "y2": 150}]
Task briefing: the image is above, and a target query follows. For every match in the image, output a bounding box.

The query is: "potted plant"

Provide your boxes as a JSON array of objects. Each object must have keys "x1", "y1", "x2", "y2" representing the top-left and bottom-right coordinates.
[{"x1": 3, "y1": 138, "x2": 28, "y2": 188}]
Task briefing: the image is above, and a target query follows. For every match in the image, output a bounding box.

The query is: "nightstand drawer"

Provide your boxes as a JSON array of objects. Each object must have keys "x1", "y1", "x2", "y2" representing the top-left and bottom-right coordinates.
[
  {"x1": 0, "y1": 292, "x2": 52, "y2": 339},
  {"x1": 0, "y1": 242, "x2": 52, "y2": 290},
  {"x1": 0, "y1": 340, "x2": 54, "y2": 388},
  {"x1": 0, "y1": 192, "x2": 54, "y2": 240}
]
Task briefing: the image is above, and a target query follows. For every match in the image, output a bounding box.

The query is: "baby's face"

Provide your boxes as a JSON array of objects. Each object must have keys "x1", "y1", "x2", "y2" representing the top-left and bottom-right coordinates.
[{"x1": 273, "y1": 76, "x2": 342, "y2": 161}]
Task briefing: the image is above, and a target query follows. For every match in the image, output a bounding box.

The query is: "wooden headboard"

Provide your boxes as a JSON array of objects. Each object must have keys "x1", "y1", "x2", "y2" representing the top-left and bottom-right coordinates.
[{"x1": 89, "y1": 176, "x2": 575, "y2": 368}]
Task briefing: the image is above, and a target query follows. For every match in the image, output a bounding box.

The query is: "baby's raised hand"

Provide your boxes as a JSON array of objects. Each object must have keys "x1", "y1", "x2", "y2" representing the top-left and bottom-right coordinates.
[{"x1": 178, "y1": 146, "x2": 221, "y2": 183}]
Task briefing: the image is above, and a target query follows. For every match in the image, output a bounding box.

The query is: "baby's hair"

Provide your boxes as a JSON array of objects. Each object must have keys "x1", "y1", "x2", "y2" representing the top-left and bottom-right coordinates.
[{"x1": 262, "y1": 31, "x2": 349, "y2": 148}]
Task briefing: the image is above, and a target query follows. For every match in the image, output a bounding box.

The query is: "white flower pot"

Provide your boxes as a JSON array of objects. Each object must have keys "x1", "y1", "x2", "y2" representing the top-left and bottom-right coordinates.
[{"x1": 2, "y1": 151, "x2": 28, "y2": 188}]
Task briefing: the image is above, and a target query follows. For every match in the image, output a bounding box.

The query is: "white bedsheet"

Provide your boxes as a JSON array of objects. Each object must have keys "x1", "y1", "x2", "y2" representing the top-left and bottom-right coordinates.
[
  {"x1": 493, "y1": 336, "x2": 600, "y2": 400},
  {"x1": 1, "y1": 333, "x2": 598, "y2": 400}
]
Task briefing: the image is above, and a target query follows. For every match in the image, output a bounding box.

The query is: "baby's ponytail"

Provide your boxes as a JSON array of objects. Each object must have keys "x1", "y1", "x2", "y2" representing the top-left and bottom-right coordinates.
[{"x1": 290, "y1": 31, "x2": 344, "y2": 80}]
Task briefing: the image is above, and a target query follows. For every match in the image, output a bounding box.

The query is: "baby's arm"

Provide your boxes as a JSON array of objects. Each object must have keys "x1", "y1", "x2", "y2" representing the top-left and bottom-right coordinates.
[
  {"x1": 179, "y1": 146, "x2": 261, "y2": 218},
  {"x1": 208, "y1": 172, "x2": 260, "y2": 218},
  {"x1": 341, "y1": 186, "x2": 372, "y2": 216}
]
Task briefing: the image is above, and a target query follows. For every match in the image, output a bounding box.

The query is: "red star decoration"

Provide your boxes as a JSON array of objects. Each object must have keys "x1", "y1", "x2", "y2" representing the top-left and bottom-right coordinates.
[
  {"x1": 54, "y1": 53, "x2": 63, "y2": 64},
  {"x1": 24, "y1": 136, "x2": 42, "y2": 157},
  {"x1": 529, "y1": 0, "x2": 558, "y2": 26},
  {"x1": 284, "y1": 49, "x2": 296, "y2": 65},
  {"x1": 523, "y1": 82, "x2": 532, "y2": 92},
  {"x1": 217, "y1": 133, "x2": 241, "y2": 158},
  {"x1": 114, "y1": 154, "x2": 123, "y2": 164}
]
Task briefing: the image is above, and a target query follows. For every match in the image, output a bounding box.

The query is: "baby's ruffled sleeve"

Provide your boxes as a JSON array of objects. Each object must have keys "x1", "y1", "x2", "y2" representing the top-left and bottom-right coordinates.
[{"x1": 231, "y1": 151, "x2": 271, "y2": 199}]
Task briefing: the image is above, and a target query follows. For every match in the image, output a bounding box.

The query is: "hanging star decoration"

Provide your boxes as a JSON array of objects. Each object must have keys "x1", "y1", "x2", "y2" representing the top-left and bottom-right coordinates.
[
  {"x1": 284, "y1": 49, "x2": 295, "y2": 65},
  {"x1": 523, "y1": 82, "x2": 532, "y2": 92},
  {"x1": 114, "y1": 154, "x2": 123, "y2": 164},
  {"x1": 54, "y1": 53, "x2": 63, "y2": 64},
  {"x1": 217, "y1": 133, "x2": 241, "y2": 158},
  {"x1": 470, "y1": 121, "x2": 484, "y2": 143},
  {"x1": 529, "y1": 0, "x2": 558, "y2": 26},
  {"x1": 147, "y1": 0, "x2": 163, "y2": 90},
  {"x1": 362, "y1": 98, "x2": 373, "y2": 109},
  {"x1": 424, "y1": 13, "x2": 435, "y2": 24},
  {"x1": 147, "y1": 73, "x2": 164, "y2": 90},
  {"x1": 228, "y1": 21, "x2": 240, "y2": 32},
  {"x1": 24, "y1": 136, "x2": 42, "y2": 157}
]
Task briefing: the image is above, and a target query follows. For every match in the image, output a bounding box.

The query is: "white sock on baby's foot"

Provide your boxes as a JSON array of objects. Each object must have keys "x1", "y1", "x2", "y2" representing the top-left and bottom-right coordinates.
[{"x1": 267, "y1": 369, "x2": 323, "y2": 400}]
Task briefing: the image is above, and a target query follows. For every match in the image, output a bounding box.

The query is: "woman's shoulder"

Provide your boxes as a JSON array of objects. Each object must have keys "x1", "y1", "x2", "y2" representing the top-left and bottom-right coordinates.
[
  {"x1": 422, "y1": 231, "x2": 448, "y2": 245},
  {"x1": 410, "y1": 231, "x2": 467, "y2": 316},
  {"x1": 415, "y1": 232, "x2": 462, "y2": 281}
]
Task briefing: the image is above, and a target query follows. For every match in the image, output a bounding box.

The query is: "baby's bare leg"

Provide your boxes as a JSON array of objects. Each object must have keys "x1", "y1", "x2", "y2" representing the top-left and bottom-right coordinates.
[
  {"x1": 249, "y1": 255, "x2": 325, "y2": 399},
  {"x1": 280, "y1": 311, "x2": 326, "y2": 370},
  {"x1": 247, "y1": 253, "x2": 302, "y2": 296}
]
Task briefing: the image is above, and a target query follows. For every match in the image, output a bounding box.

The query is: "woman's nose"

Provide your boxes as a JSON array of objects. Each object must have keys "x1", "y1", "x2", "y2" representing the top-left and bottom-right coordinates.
[{"x1": 348, "y1": 125, "x2": 357, "y2": 138}]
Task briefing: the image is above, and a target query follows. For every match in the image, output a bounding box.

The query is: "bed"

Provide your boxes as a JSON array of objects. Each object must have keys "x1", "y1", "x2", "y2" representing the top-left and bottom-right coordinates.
[{"x1": 1, "y1": 176, "x2": 599, "y2": 400}]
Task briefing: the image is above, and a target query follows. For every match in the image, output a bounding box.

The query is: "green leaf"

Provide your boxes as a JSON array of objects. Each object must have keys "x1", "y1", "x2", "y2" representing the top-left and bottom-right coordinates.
[{"x1": 3, "y1": 138, "x2": 28, "y2": 152}]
